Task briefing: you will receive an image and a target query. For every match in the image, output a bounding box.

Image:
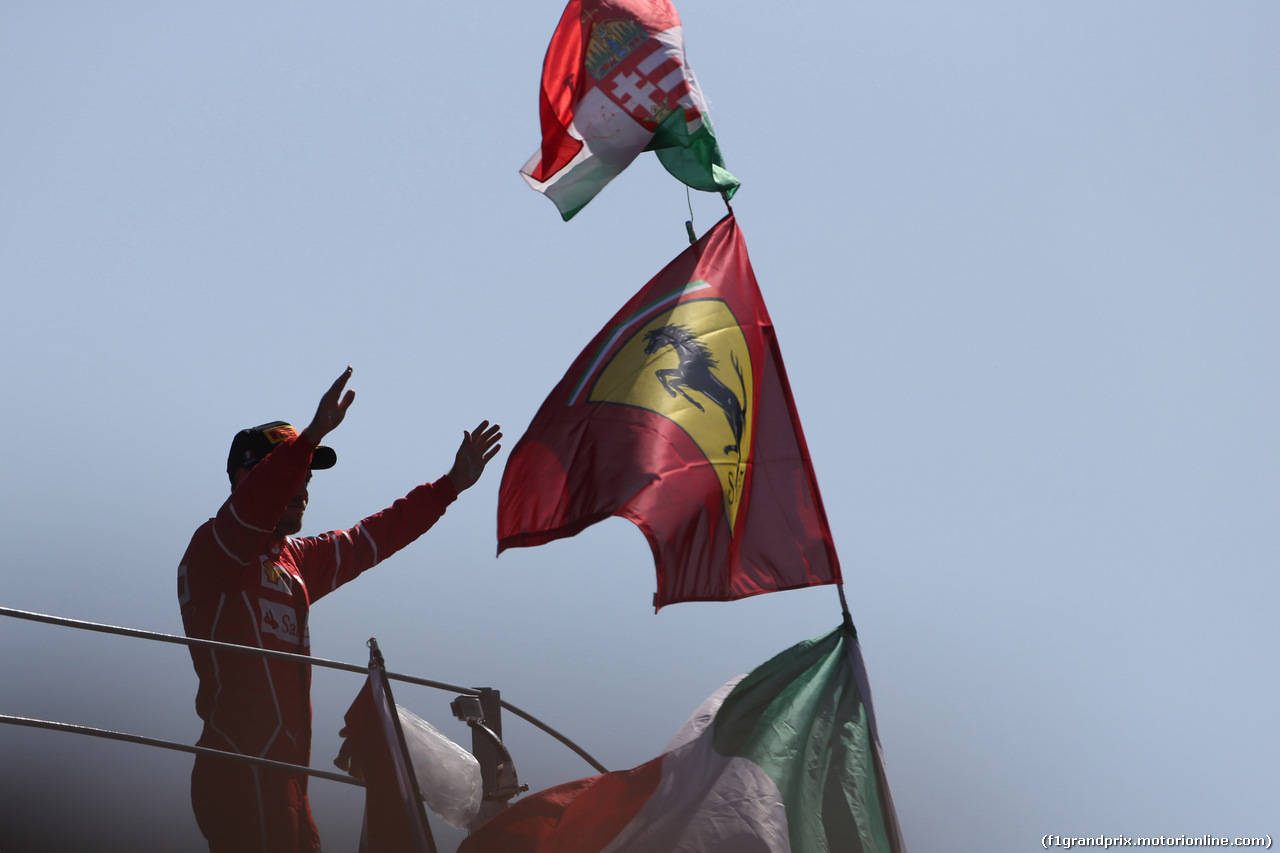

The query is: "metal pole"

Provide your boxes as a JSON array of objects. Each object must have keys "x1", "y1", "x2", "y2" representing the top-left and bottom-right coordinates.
[
  {"x1": 0, "y1": 605, "x2": 474, "y2": 693},
  {"x1": 0, "y1": 713, "x2": 362, "y2": 787},
  {"x1": 473, "y1": 687, "x2": 504, "y2": 798},
  {"x1": 369, "y1": 639, "x2": 437, "y2": 853},
  {"x1": 0, "y1": 605, "x2": 610, "y2": 774}
]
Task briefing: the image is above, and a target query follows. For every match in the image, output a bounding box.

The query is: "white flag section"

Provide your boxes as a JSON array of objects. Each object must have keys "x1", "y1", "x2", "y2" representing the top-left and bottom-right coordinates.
[
  {"x1": 596, "y1": 677, "x2": 791, "y2": 852},
  {"x1": 460, "y1": 625, "x2": 906, "y2": 853},
  {"x1": 396, "y1": 705, "x2": 483, "y2": 830}
]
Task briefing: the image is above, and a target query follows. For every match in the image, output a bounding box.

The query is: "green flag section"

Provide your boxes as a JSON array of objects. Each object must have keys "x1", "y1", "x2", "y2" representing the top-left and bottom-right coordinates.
[
  {"x1": 522, "y1": 0, "x2": 740, "y2": 221},
  {"x1": 458, "y1": 625, "x2": 906, "y2": 853}
]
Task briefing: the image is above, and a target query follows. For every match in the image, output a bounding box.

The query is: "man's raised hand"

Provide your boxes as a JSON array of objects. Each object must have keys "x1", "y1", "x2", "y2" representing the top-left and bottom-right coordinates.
[
  {"x1": 448, "y1": 420, "x2": 503, "y2": 492},
  {"x1": 306, "y1": 366, "x2": 355, "y2": 443}
]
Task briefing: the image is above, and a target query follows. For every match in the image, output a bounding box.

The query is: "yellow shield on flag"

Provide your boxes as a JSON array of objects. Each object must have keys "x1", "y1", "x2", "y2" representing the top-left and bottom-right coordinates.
[{"x1": 589, "y1": 296, "x2": 754, "y2": 530}]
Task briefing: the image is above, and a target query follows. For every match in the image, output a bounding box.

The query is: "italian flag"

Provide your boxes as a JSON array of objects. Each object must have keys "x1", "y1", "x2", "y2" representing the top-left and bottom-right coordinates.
[
  {"x1": 522, "y1": 0, "x2": 740, "y2": 221},
  {"x1": 458, "y1": 625, "x2": 906, "y2": 853}
]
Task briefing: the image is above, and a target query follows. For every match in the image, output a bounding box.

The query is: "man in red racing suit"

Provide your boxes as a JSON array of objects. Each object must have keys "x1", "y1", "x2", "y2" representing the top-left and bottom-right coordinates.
[{"x1": 177, "y1": 367, "x2": 501, "y2": 853}]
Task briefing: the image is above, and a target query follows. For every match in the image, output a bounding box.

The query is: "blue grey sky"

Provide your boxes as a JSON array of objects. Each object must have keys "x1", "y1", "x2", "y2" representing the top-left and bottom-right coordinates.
[{"x1": 2, "y1": 2, "x2": 1277, "y2": 851}]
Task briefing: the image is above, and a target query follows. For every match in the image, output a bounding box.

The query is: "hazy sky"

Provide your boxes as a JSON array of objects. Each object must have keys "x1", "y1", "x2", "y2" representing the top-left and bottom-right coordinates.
[{"x1": 2, "y1": 2, "x2": 1277, "y2": 851}]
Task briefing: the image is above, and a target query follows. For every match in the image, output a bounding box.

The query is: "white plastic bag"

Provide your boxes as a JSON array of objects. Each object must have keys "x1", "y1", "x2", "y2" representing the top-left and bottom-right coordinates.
[{"x1": 396, "y1": 705, "x2": 483, "y2": 830}]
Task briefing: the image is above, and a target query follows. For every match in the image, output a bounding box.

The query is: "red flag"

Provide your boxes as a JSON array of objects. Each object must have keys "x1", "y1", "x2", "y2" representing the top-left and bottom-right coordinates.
[
  {"x1": 497, "y1": 215, "x2": 841, "y2": 609},
  {"x1": 338, "y1": 643, "x2": 436, "y2": 853}
]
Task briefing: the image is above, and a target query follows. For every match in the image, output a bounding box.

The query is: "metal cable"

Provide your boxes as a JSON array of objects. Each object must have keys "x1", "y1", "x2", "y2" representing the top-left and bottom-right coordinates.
[
  {"x1": 0, "y1": 713, "x2": 361, "y2": 787},
  {"x1": 0, "y1": 605, "x2": 608, "y2": 773}
]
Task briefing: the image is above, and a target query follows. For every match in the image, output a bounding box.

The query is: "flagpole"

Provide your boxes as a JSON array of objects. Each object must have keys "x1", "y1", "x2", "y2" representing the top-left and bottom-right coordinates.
[
  {"x1": 837, "y1": 583, "x2": 856, "y2": 637},
  {"x1": 368, "y1": 638, "x2": 438, "y2": 853},
  {"x1": 685, "y1": 186, "x2": 697, "y2": 244}
]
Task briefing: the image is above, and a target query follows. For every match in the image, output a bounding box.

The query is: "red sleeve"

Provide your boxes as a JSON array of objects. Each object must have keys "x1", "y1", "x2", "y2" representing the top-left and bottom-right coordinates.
[
  {"x1": 289, "y1": 475, "x2": 459, "y2": 601},
  {"x1": 209, "y1": 433, "x2": 316, "y2": 565}
]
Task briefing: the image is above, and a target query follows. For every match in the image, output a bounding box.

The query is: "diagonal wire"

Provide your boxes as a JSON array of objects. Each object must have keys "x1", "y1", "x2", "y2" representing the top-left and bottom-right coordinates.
[{"x1": 0, "y1": 605, "x2": 608, "y2": 774}]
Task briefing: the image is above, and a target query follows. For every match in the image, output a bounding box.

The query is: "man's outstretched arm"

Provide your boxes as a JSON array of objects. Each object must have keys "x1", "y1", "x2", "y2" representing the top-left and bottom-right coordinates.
[{"x1": 295, "y1": 418, "x2": 502, "y2": 600}]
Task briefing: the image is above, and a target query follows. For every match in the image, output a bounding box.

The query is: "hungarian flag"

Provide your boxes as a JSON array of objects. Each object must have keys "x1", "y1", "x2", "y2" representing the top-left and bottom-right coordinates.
[
  {"x1": 522, "y1": 0, "x2": 740, "y2": 220},
  {"x1": 458, "y1": 624, "x2": 906, "y2": 853},
  {"x1": 497, "y1": 214, "x2": 841, "y2": 609}
]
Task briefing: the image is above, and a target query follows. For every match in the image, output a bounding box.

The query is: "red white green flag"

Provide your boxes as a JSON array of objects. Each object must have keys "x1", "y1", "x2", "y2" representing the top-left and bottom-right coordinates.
[
  {"x1": 496, "y1": 214, "x2": 840, "y2": 609},
  {"x1": 522, "y1": 0, "x2": 740, "y2": 221},
  {"x1": 458, "y1": 624, "x2": 906, "y2": 853}
]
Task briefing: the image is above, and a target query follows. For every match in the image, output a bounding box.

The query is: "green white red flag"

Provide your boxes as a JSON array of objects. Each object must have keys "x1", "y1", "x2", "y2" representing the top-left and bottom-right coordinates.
[
  {"x1": 522, "y1": 0, "x2": 740, "y2": 221},
  {"x1": 458, "y1": 624, "x2": 906, "y2": 853},
  {"x1": 496, "y1": 214, "x2": 840, "y2": 609}
]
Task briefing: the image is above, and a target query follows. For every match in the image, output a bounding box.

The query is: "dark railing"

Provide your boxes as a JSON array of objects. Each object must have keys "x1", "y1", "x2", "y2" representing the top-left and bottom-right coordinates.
[{"x1": 0, "y1": 605, "x2": 608, "y2": 781}]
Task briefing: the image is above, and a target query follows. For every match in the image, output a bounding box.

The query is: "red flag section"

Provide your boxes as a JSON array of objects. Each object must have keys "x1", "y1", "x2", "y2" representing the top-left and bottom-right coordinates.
[
  {"x1": 459, "y1": 760, "x2": 663, "y2": 853},
  {"x1": 497, "y1": 215, "x2": 841, "y2": 609}
]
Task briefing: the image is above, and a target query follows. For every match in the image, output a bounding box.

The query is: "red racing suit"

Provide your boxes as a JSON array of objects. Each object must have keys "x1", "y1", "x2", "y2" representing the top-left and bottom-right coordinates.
[{"x1": 177, "y1": 430, "x2": 457, "y2": 852}]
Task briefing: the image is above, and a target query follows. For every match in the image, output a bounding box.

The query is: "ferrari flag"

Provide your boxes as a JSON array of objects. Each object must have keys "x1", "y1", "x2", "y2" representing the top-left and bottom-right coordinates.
[
  {"x1": 522, "y1": 0, "x2": 740, "y2": 220},
  {"x1": 458, "y1": 625, "x2": 906, "y2": 853},
  {"x1": 497, "y1": 215, "x2": 841, "y2": 609}
]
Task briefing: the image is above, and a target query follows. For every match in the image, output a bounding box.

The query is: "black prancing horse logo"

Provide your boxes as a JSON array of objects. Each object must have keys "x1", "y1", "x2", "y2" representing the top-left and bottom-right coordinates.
[{"x1": 643, "y1": 324, "x2": 746, "y2": 455}]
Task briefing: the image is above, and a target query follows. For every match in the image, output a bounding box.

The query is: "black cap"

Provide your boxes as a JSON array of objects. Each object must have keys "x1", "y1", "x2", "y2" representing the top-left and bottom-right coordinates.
[{"x1": 226, "y1": 421, "x2": 337, "y2": 484}]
